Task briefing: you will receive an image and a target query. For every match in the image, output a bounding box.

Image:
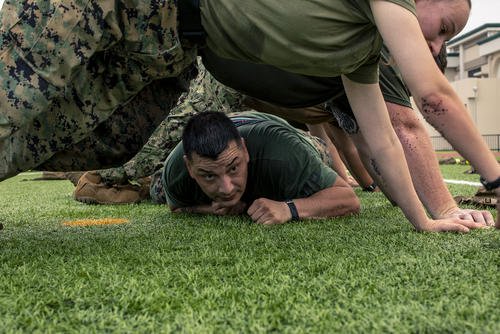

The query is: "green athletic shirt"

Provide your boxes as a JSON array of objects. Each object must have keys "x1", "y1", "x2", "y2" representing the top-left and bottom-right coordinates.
[
  {"x1": 200, "y1": 0, "x2": 416, "y2": 84},
  {"x1": 380, "y1": 46, "x2": 412, "y2": 108},
  {"x1": 162, "y1": 112, "x2": 337, "y2": 208}
]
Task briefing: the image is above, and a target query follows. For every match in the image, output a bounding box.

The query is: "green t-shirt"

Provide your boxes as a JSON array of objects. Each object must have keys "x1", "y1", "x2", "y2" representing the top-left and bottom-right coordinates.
[
  {"x1": 201, "y1": 0, "x2": 416, "y2": 84},
  {"x1": 326, "y1": 47, "x2": 412, "y2": 125},
  {"x1": 201, "y1": 45, "x2": 412, "y2": 109},
  {"x1": 379, "y1": 46, "x2": 412, "y2": 108},
  {"x1": 162, "y1": 112, "x2": 337, "y2": 208}
]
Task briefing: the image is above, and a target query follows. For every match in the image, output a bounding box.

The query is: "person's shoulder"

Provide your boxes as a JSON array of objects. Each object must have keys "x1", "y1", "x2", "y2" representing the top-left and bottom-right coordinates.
[
  {"x1": 382, "y1": 0, "x2": 416, "y2": 15},
  {"x1": 248, "y1": 125, "x2": 316, "y2": 164},
  {"x1": 163, "y1": 142, "x2": 191, "y2": 193},
  {"x1": 162, "y1": 143, "x2": 200, "y2": 207},
  {"x1": 164, "y1": 143, "x2": 185, "y2": 174}
]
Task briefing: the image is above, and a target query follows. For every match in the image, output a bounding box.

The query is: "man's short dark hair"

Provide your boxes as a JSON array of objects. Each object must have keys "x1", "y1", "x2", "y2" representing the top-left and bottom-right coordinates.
[{"x1": 182, "y1": 111, "x2": 242, "y2": 160}]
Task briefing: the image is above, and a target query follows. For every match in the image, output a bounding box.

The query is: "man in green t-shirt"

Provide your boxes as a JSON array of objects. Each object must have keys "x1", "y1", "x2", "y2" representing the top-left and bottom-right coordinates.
[{"x1": 157, "y1": 111, "x2": 360, "y2": 225}]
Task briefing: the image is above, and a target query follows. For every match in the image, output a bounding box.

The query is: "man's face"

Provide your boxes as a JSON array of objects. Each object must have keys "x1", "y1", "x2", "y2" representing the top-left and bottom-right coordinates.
[
  {"x1": 184, "y1": 139, "x2": 250, "y2": 208},
  {"x1": 415, "y1": 0, "x2": 470, "y2": 56}
]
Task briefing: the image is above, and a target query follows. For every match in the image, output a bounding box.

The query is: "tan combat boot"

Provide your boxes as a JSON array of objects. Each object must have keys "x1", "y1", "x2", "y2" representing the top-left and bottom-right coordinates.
[
  {"x1": 65, "y1": 172, "x2": 85, "y2": 186},
  {"x1": 74, "y1": 172, "x2": 150, "y2": 204}
]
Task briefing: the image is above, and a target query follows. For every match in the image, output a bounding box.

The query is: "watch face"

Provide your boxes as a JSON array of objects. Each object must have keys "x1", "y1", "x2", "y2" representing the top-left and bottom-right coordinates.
[{"x1": 363, "y1": 183, "x2": 376, "y2": 192}]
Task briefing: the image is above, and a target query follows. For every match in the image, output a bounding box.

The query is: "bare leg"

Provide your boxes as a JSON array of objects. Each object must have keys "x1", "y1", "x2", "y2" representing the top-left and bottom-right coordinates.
[
  {"x1": 306, "y1": 123, "x2": 352, "y2": 184},
  {"x1": 323, "y1": 123, "x2": 375, "y2": 189}
]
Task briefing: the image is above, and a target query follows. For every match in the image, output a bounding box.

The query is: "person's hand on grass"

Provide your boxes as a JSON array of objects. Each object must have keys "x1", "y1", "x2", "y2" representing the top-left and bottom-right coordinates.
[
  {"x1": 211, "y1": 200, "x2": 247, "y2": 216},
  {"x1": 439, "y1": 207, "x2": 494, "y2": 227},
  {"x1": 247, "y1": 198, "x2": 293, "y2": 225},
  {"x1": 172, "y1": 201, "x2": 246, "y2": 215},
  {"x1": 417, "y1": 218, "x2": 489, "y2": 233}
]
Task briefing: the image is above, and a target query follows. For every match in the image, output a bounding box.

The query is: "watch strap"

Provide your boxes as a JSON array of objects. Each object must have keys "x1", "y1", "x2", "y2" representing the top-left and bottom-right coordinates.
[
  {"x1": 362, "y1": 182, "x2": 377, "y2": 192},
  {"x1": 479, "y1": 176, "x2": 500, "y2": 191},
  {"x1": 285, "y1": 200, "x2": 299, "y2": 220}
]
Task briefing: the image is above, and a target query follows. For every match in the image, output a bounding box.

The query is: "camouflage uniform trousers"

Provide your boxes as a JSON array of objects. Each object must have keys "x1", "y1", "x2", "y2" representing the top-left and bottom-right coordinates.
[
  {"x1": 39, "y1": 69, "x2": 197, "y2": 172},
  {"x1": 0, "y1": 0, "x2": 196, "y2": 181}
]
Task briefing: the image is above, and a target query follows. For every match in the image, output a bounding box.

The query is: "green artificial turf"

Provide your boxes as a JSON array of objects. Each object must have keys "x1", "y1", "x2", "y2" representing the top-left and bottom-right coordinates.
[{"x1": 0, "y1": 167, "x2": 499, "y2": 333}]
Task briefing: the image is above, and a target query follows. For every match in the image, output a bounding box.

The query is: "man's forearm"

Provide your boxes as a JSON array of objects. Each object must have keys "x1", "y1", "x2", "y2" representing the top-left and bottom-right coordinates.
[
  {"x1": 293, "y1": 178, "x2": 360, "y2": 219},
  {"x1": 247, "y1": 178, "x2": 360, "y2": 225},
  {"x1": 171, "y1": 200, "x2": 247, "y2": 216},
  {"x1": 170, "y1": 204, "x2": 215, "y2": 214},
  {"x1": 387, "y1": 102, "x2": 456, "y2": 218},
  {"x1": 417, "y1": 91, "x2": 500, "y2": 183},
  {"x1": 341, "y1": 76, "x2": 433, "y2": 229}
]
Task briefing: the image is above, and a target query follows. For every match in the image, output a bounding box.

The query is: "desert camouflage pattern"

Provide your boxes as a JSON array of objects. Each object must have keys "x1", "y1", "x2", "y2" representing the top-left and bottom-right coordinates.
[{"x1": 0, "y1": 0, "x2": 196, "y2": 181}]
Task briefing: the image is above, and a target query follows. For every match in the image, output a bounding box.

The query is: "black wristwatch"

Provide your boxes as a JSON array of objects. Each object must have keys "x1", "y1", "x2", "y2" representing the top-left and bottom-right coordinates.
[
  {"x1": 285, "y1": 200, "x2": 299, "y2": 221},
  {"x1": 363, "y1": 182, "x2": 377, "y2": 192},
  {"x1": 479, "y1": 176, "x2": 500, "y2": 191}
]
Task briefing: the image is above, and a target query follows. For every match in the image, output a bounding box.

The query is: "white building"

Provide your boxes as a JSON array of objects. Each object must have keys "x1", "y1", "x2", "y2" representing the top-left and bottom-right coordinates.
[{"x1": 423, "y1": 23, "x2": 500, "y2": 151}]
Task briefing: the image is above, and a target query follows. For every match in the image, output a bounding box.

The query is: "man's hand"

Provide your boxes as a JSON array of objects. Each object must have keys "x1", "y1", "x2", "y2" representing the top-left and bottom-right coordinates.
[
  {"x1": 438, "y1": 207, "x2": 494, "y2": 227},
  {"x1": 416, "y1": 217, "x2": 490, "y2": 233},
  {"x1": 211, "y1": 201, "x2": 247, "y2": 216},
  {"x1": 247, "y1": 198, "x2": 292, "y2": 225},
  {"x1": 172, "y1": 201, "x2": 247, "y2": 215}
]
